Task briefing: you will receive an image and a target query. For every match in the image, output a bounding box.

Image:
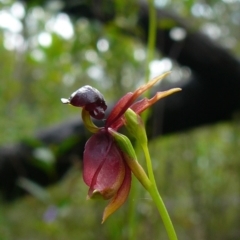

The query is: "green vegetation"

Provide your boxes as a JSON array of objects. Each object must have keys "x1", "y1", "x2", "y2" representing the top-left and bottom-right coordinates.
[
  {"x1": 1, "y1": 0, "x2": 240, "y2": 239},
  {"x1": 1, "y1": 123, "x2": 240, "y2": 239}
]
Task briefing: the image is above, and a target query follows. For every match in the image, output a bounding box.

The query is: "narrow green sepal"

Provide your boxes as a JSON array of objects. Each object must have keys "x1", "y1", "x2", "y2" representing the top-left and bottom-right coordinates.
[
  {"x1": 124, "y1": 108, "x2": 148, "y2": 145},
  {"x1": 81, "y1": 108, "x2": 100, "y2": 133},
  {"x1": 108, "y1": 128, "x2": 151, "y2": 190}
]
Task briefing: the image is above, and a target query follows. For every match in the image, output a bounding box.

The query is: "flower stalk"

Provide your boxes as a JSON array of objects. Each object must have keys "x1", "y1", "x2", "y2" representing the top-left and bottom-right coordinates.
[
  {"x1": 61, "y1": 72, "x2": 181, "y2": 238},
  {"x1": 124, "y1": 107, "x2": 178, "y2": 240},
  {"x1": 142, "y1": 144, "x2": 178, "y2": 240}
]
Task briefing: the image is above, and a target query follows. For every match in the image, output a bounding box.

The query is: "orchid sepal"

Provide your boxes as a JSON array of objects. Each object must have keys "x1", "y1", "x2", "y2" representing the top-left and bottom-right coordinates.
[
  {"x1": 130, "y1": 88, "x2": 182, "y2": 115},
  {"x1": 83, "y1": 130, "x2": 131, "y2": 223},
  {"x1": 102, "y1": 163, "x2": 131, "y2": 223},
  {"x1": 106, "y1": 73, "x2": 171, "y2": 128}
]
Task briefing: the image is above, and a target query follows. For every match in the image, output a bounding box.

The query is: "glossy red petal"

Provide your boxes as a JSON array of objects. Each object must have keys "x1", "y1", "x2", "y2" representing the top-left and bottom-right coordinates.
[
  {"x1": 130, "y1": 88, "x2": 181, "y2": 114},
  {"x1": 105, "y1": 92, "x2": 133, "y2": 128},
  {"x1": 102, "y1": 162, "x2": 131, "y2": 223},
  {"x1": 83, "y1": 130, "x2": 126, "y2": 200},
  {"x1": 83, "y1": 130, "x2": 110, "y2": 186},
  {"x1": 106, "y1": 72, "x2": 171, "y2": 128},
  {"x1": 131, "y1": 72, "x2": 170, "y2": 100},
  {"x1": 110, "y1": 88, "x2": 181, "y2": 130},
  {"x1": 110, "y1": 117, "x2": 126, "y2": 131}
]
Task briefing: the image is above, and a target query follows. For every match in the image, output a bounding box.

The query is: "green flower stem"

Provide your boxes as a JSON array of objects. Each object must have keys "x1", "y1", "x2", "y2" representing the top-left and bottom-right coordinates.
[
  {"x1": 142, "y1": 143, "x2": 178, "y2": 240},
  {"x1": 142, "y1": 144, "x2": 156, "y2": 185},
  {"x1": 128, "y1": 177, "x2": 138, "y2": 240}
]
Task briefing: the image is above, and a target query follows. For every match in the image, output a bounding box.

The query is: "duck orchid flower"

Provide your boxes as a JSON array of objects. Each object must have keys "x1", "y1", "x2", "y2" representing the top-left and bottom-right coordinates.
[{"x1": 61, "y1": 72, "x2": 181, "y2": 222}]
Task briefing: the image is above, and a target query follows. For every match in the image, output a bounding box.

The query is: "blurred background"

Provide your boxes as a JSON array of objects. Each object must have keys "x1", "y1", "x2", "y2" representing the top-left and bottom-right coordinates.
[{"x1": 0, "y1": 0, "x2": 240, "y2": 239}]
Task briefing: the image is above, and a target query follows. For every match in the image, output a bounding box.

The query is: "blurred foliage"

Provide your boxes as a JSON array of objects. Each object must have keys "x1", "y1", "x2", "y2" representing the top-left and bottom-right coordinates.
[
  {"x1": 1, "y1": 0, "x2": 240, "y2": 239},
  {"x1": 0, "y1": 0, "x2": 240, "y2": 144},
  {"x1": 0, "y1": 0, "x2": 145, "y2": 144},
  {"x1": 1, "y1": 122, "x2": 240, "y2": 239}
]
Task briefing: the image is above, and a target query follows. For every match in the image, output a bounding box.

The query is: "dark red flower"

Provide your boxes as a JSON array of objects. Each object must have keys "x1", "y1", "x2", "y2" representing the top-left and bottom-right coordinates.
[{"x1": 61, "y1": 72, "x2": 181, "y2": 222}]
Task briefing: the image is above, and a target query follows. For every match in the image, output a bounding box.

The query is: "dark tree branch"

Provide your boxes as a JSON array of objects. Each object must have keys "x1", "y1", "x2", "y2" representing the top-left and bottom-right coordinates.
[{"x1": 1, "y1": 0, "x2": 240, "y2": 201}]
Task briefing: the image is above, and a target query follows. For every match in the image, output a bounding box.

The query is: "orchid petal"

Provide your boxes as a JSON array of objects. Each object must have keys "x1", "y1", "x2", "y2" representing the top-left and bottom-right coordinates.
[
  {"x1": 130, "y1": 88, "x2": 182, "y2": 114},
  {"x1": 83, "y1": 130, "x2": 126, "y2": 200},
  {"x1": 110, "y1": 88, "x2": 181, "y2": 130},
  {"x1": 102, "y1": 163, "x2": 131, "y2": 223},
  {"x1": 83, "y1": 131, "x2": 109, "y2": 186},
  {"x1": 105, "y1": 92, "x2": 133, "y2": 128},
  {"x1": 106, "y1": 72, "x2": 171, "y2": 128},
  {"x1": 133, "y1": 72, "x2": 171, "y2": 99}
]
